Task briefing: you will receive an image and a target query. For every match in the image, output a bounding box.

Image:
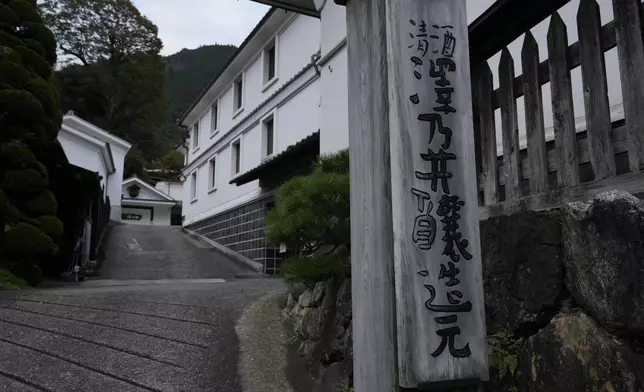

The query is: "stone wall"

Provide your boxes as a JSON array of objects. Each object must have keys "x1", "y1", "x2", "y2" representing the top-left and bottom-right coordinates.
[{"x1": 282, "y1": 190, "x2": 644, "y2": 391}]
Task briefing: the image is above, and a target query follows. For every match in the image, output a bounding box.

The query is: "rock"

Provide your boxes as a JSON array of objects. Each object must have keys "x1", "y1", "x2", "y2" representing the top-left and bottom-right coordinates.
[
  {"x1": 335, "y1": 279, "x2": 352, "y2": 328},
  {"x1": 320, "y1": 278, "x2": 336, "y2": 311},
  {"x1": 312, "y1": 281, "x2": 326, "y2": 306},
  {"x1": 562, "y1": 191, "x2": 644, "y2": 337},
  {"x1": 342, "y1": 322, "x2": 353, "y2": 380},
  {"x1": 302, "y1": 307, "x2": 326, "y2": 341},
  {"x1": 299, "y1": 289, "x2": 314, "y2": 308},
  {"x1": 515, "y1": 311, "x2": 644, "y2": 392},
  {"x1": 314, "y1": 362, "x2": 349, "y2": 392},
  {"x1": 288, "y1": 283, "x2": 308, "y2": 300},
  {"x1": 286, "y1": 293, "x2": 297, "y2": 311},
  {"x1": 480, "y1": 211, "x2": 564, "y2": 335}
]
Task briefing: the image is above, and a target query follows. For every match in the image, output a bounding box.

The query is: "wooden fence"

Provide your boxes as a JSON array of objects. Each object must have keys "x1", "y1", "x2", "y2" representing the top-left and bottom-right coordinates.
[{"x1": 472, "y1": 0, "x2": 644, "y2": 219}]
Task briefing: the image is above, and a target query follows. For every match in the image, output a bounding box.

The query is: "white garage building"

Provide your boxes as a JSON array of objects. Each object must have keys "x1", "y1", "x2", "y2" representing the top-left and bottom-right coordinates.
[{"x1": 121, "y1": 176, "x2": 178, "y2": 226}]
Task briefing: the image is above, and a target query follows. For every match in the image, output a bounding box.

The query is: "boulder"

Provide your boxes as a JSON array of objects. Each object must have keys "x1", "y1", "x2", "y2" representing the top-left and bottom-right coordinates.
[
  {"x1": 562, "y1": 190, "x2": 644, "y2": 337},
  {"x1": 335, "y1": 279, "x2": 352, "y2": 328},
  {"x1": 480, "y1": 210, "x2": 564, "y2": 335},
  {"x1": 299, "y1": 289, "x2": 314, "y2": 308},
  {"x1": 302, "y1": 307, "x2": 326, "y2": 341},
  {"x1": 286, "y1": 293, "x2": 297, "y2": 312},
  {"x1": 342, "y1": 322, "x2": 353, "y2": 380},
  {"x1": 515, "y1": 311, "x2": 644, "y2": 392},
  {"x1": 312, "y1": 281, "x2": 326, "y2": 307},
  {"x1": 288, "y1": 282, "x2": 308, "y2": 300},
  {"x1": 314, "y1": 362, "x2": 350, "y2": 392}
]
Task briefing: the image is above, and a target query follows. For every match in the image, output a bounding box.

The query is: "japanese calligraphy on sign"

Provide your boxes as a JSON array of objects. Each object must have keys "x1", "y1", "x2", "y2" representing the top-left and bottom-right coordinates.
[{"x1": 388, "y1": 0, "x2": 488, "y2": 388}]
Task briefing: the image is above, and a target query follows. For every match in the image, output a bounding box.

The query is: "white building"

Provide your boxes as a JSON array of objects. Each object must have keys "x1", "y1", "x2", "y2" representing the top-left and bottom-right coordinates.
[
  {"x1": 181, "y1": 0, "x2": 626, "y2": 273},
  {"x1": 154, "y1": 180, "x2": 183, "y2": 201},
  {"x1": 57, "y1": 112, "x2": 132, "y2": 221},
  {"x1": 122, "y1": 176, "x2": 178, "y2": 226}
]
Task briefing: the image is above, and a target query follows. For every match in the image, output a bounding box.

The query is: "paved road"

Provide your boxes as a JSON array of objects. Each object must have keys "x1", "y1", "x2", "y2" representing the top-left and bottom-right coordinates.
[{"x1": 0, "y1": 224, "x2": 283, "y2": 392}]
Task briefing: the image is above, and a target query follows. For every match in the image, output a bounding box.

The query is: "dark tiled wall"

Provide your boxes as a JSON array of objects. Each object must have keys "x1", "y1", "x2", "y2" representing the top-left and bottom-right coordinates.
[{"x1": 187, "y1": 197, "x2": 282, "y2": 275}]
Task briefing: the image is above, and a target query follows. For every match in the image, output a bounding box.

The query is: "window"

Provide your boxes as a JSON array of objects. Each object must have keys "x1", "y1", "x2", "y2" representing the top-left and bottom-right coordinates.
[
  {"x1": 234, "y1": 76, "x2": 243, "y2": 112},
  {"x1": 190, "y1": 171, "x2": 197, "y2": 201},
  {"x1": 192, "y1": 122, "x2": 200, "y2": 150},
  {"x1": 263, "y1": 39, "x2": 277, "y2": 85},
  {"x1": 210, "y1": 102, "x2": 218, "y2": 135},
  {"x1": 208, "y1": 156, "x2": 217, "y2": 191},
  {"x1": 262, "y1": 115, "x2": 275, "y2": 158},
  {"x1": 232, "y1": 139, "x2": 241, "y2": 175}
]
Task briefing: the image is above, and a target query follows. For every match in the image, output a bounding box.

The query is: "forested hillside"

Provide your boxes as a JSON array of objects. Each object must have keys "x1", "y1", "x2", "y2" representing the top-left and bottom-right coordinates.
[{"x1": 165, "y1": 44, "x2": 237, "y2": 127}]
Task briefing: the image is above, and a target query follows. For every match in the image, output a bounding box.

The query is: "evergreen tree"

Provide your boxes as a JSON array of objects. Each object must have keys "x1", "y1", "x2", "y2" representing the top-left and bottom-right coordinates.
[{"x1": 0, "y1": 0, "x2": 63, "y2": 285}]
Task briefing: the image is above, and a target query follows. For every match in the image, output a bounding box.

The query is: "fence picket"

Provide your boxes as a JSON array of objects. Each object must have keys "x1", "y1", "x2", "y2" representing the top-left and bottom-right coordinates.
[
  {"x1": 498, "y1": 48, "x2": 522, "y2": 199},
  {"x1": 613, "y1": 0, "x2": 644, "y2": 171},
  {"x1": 578, "y1": 0, "x2": 616, "y2": 179},
  {"x1": 478, "y1": 61, "x2": 498, "y2": 204},
  {"x1": 522, "y1": 31, "x2": 548, "y2": 193},
  {"x1": 548, "y1": 12, "x2": 579, "y2": 188}
]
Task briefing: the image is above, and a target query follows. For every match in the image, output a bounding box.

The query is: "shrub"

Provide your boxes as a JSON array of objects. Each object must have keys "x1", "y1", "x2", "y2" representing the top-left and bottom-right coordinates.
[
  {"x1": 15, "y1": 45, "x2": 51, "y2": 79},
  {"x1": 7, "y1": 0, "x2": 42, "y2": 24},
  {"x1": 0, "y1": 188, "x2": 21, "y2": 224},
  {"x1": 0, "y1": 89, "x2": 44, "y2": 123},
  {"x1": 37, "y1": 215, "x2": 63, "y2": 239},
  {"x1": 24, "y1": 189, "x2": 57, "y2": 216},
  {"x1": 281, "y1": 254, "x2": 349, "y2": 287},
  {"x1": 0, "y1": 268, "x2": 28, "y2": 290},
  {"x1": 4, "y1": 222, "x2": 57, "y2": 259},
  {"x1": 0, "y1": 59, "x2": 30, "y2": 89},
  {"x1": 6, "y1": 263, "x2": 42, "y2": 286},
  {"x1": 316, "y1": 148, "x2": 349, "y2": 175},
  {"x1": 1, "y1": 142, "x2": 36, "y2": 169},
  {"x1": 1, "y1": 168, "x2": 46, "y2": 196}
]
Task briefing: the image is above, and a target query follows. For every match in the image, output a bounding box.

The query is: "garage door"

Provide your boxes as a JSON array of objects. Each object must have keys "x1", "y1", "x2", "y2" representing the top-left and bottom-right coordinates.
[{"x1": 122, "y1": 207, "x2": 152, "y2": 225}]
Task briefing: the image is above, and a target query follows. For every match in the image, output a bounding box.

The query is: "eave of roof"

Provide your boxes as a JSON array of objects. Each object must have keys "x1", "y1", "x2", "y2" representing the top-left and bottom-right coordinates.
[
  {"x1": 248, "y1": 0, "x2": 319, "y2": 18},
  {"x1": 230, "y1": 131, "x2": 320, "y2": 186}
]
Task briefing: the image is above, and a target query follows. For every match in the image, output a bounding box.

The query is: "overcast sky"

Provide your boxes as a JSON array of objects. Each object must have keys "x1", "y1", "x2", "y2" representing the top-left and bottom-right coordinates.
[{"x1": 132, "y1": 0, "x2": 270, "y2": 56}]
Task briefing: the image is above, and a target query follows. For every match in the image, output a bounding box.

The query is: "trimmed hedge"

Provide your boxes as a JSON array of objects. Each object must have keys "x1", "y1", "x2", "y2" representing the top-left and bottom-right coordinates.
[{"x1": 4, "y1": 222, "x2": 58, "y2": 259}]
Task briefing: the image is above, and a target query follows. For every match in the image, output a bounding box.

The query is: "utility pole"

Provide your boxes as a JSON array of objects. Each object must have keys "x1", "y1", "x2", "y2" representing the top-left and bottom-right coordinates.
[{"x1": 342, "y1": 0, "x2": 488, "y2": 390}]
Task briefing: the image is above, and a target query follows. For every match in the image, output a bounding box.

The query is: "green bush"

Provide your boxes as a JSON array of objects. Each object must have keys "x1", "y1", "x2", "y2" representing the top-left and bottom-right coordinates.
[
  {"x1": 15, "y1": 45, "x2": 51, "y2": 79},
  {"x1": 0, "y1": 59, "x2": 30, "y2": 89},
  {"x1": 0, "y1": 188, "x2": 21, "y2": 224},
  {"x1": 37, "y1": 215, "x2": 63, "y2": 239},
  {"x1": 316, "y1": 148, "x2": 349, "y2": 175},
  {"x1": 24, "y1": 189, "x2": 57, "y2": 216},
  {"x1": 6, "y1": 263, "x2": 42, "y2": 286},
  {"x1": 0, "y1": 268, "x2": 28, "y2": 290},
  {"x1": 1, "y1": 168, "x2": 46, "y2": 195},
  {"x1": 7, "y1": 0, "x2": 42, "y2": 24},
  {"x1": 0, "y1": 3, "x2": 19, "y2": 30},
  {"x1": 281, "y1": 254, "x2": 349, "y2": 287},
  {"x1": 21, "y1": 21, "x2": 57, "y2": 65},
  {"x1": 27, "y1": 76, "x2": 58, "y2": 114},
  {"x1": 0, "y1": 89, "x2": 44, "y2": 122},
  {"x1": 0, "y1": 33, "x2": 22, "y2": 51},
  {"x1": 4, "y1": 222, "x2": 57, "y2": 259},
  {"x1": 1, "y1": 142, "x2": 36, "y2": 169}
]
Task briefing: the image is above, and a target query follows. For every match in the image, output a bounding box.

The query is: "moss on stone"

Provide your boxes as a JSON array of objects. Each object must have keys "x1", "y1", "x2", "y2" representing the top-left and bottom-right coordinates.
[
  {"x1": 14, "y1": 45, "x2": 50, "y2": 79},
  {"x1": 24, "y1": 189, "x2": 57, "y2": 216},
  {"x1": 1, "y1": 142, "x2": 36, "y2": 169},
  {"x1": 1, "y1": 168, "x2": 46, "y2": 196},
  {"x1": 37, "y1": 215, "x2": 63, "y2": 239},
  {"x1": 7, "y1": 0, "x2": 41, "y2": 24},
  {"x1": 4, "y1": 222, "x2": 57, "y2": 258}
]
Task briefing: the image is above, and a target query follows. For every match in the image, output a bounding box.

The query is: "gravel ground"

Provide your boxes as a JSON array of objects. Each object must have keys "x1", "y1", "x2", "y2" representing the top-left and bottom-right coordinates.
[{"x1": 0, "y1": 223, "x2": 284, "y2": 392}]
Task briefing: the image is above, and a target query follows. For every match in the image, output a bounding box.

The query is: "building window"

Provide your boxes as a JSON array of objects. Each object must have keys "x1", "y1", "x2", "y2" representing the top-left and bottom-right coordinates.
[
  {"x1": 232, "y1": 139, "x2": 241, "y2": 175},
  {"x1": 192, "y1": 122, "x2": 200, "y2": 150},
  {"x1": 210, "y1": 102, "x2": 218, "y2": 135},
  {"x1": 190, "y1": 171, "x2": 198, "y2": 201},
  {"x1": 208, "y1": 156, "x2": 217, "y2": 191},
  {"x1": 263, "y1": 39, "x2": 277, "y2": 85},
  {"x1": 234, "y1": 76, "x2": 244, "y2": 112},
  {"x1": 262, "y1": 114, "x2": 275, "y2": 158}
]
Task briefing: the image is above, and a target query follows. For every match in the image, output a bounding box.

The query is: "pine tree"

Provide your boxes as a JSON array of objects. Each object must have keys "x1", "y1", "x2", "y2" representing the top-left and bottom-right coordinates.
[{"x1": 0, "y1": 0, "x2": 63, "y2": 285}]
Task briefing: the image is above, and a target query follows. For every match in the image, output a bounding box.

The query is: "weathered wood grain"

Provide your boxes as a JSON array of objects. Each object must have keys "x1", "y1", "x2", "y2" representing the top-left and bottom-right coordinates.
[
  {"x1": 577, "y1": 0, "x2": 616, "y2": 179},
  {"x1": 498, "y1": 49, "x2": 522, "y2": 199},
  {"x1": 386, "y1": 0, "x2": 488, "y2": 387},
  {"x1": 522, "y1": 31, "x2": 548, "y2": 193},
  {"x1": 547, "y1": 12, "x2": 580, "y2": 188},
  {"x1": 478, "y1": 62, "x2": 498, "y2": 205},
  {"x1": 477, "y1": 124, "x2": 627, "y2": 189},
  {"x1": 613, "y1": 0, "x2": 644, "y2": 171},
  {"x1": 479, "y1": 170, "x2": 644, "y2": 220},
  {"x1": 346, "y1": 0, "x2": 398, "y2": 390}
]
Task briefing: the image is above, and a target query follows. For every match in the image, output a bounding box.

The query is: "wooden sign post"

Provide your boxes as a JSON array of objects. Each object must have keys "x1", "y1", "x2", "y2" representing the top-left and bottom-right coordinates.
[{"x1": 385, "y1": 0, "x2": 488, "y2": 389}]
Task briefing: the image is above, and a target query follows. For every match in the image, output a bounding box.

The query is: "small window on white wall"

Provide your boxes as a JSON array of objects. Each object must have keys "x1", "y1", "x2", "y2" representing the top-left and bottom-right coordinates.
[
  {"x1": 231, "y1": 139, "x2": 241, "y2": 175},
  {"x1": 262, "y1": 114, "x2": 275, "y2": 158},
  {"x1": 263, "y1": 39, "x2": 277, "y2": 86},
  {"x1": 208, "y1": 156, "x2": 217, "y2": 191},
  {"x1": 190, "y1": 171, "x2": 198, "y2": 201},
  {"x1": 192, "y1": 123, "x2": 200, "y2": 150},
  {"x1": 210, "y1": 102, "x2": 218, "y2": 135},
  {"x1": 233, "y1": 76, "x2": 244, "y2": 113}
]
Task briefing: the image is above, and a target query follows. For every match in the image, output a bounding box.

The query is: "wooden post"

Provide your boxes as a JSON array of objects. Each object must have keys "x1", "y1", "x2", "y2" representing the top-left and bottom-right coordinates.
[
  {"x1": 345, "y1": 0, "x2": 399, "y2": 391},
  {"x1": 386, "y1": 0, "x2": 488, "y2": 389}
]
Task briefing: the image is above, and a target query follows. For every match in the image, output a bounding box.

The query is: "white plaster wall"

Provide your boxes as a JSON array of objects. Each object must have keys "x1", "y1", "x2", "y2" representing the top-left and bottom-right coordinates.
[
  {"x1": 109, "y1": 148, "x2": 127, "y2": 220},
  {"x1": 121, "y1": 206, "x2": 152, "y2": 225},
  {"x1": 154, "y1": 206, "x2": 172, "y2": 226},
  {"x1": 155, "y1": 182, "x2": 183, "y2": 200},
  {"x1": 276, "y1": 78, "x2": 321, "y2": 150},
  {"x1": 278, "y1": 15, "x2": 321, "y2": 83},
  {"x1": 319, "y1": 46, "x2": 349, "y2": 154},
  {"x1": 122, "y1": 184, "x2": 162, "y2": 200},
  {"x1": 320, "y1": 1, "x2": 346, "y2": 55},
  {"x1": 58, "y1": 132, "x2": 108, "y2": 191}
]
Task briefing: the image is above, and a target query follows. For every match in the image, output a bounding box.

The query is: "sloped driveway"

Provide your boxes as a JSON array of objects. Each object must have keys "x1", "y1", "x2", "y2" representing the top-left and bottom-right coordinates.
[{"x1": 0, "y1": 224, "x2": 282, "y2": 392}]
